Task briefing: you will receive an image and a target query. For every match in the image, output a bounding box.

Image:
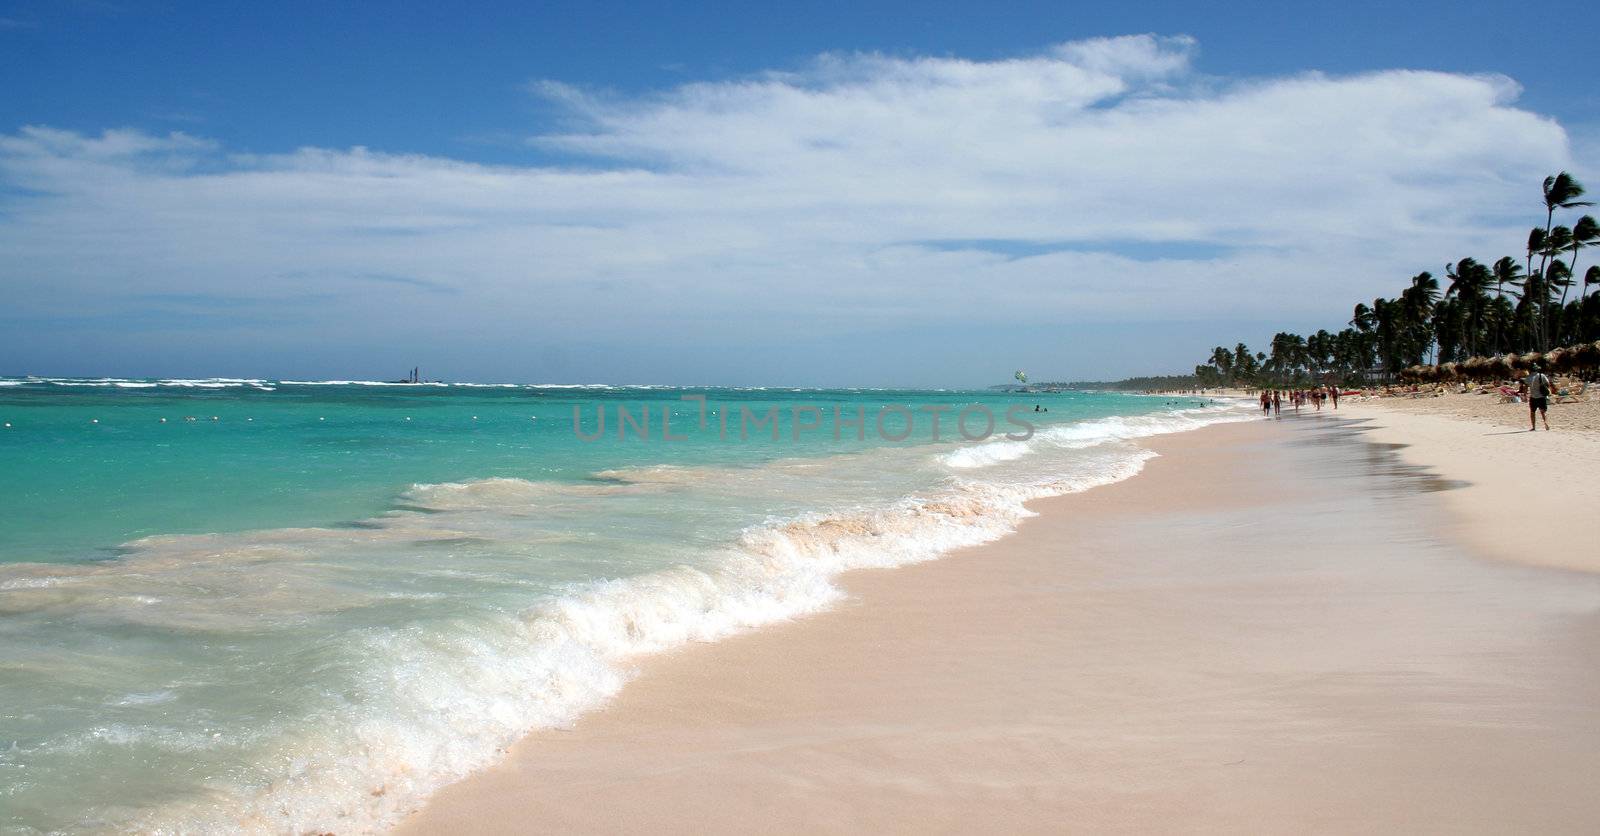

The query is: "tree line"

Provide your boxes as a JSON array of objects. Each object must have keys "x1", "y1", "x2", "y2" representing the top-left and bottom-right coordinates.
[
  {"x1": 1044, "y1": 375, "x2": 1206, "y2": 391},
  {"x1": 1194, "y1": 171, "x2": 1599, "y2": 389}
]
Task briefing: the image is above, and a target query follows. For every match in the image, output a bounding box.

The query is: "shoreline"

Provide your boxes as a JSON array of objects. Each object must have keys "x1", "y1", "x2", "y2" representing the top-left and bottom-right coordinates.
[
  {"x1": 1335, "y1": 399, "x2": 1599, "y2": 574},
  {"x1": 398, "y1": 412, "x2": 1600, "y2": 833}
]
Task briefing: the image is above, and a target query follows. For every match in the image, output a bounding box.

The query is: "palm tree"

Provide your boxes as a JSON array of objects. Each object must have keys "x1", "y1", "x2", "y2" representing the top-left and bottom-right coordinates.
[
  {"x1": 1432, "y1": 297, "x2": 1467, "y2": 362},
  {"x1": 1487, "y1": 257, "x2": 1524, "y2": 353},
  {"x1": 1333, "y1": 327, "x2": 1374, "y2": 383},
  {"x1": 1485, "y1": 294, "x2": 1516, "y2": 354},
  {"x1": 1526, "y1": 227, "x2": 1546, "y2": 279},
  {"x1": 1208, "y1": 346, "x2": 1233, "y2": 383},
  {"x1": 1405, "y1": 271, "x2": 1440, "y2": 308},
  {"x1": 1539, "y1": 173, "x2": 1591, "y2": 348},
  {"x1": 1563, "y1": 215, "x2": 1598, "y2": 309},
  {"x1": 1583, "y1": 266, "x2": 1600, "y2": 343},
  {"x1": 1350, "y1": 302, "x2": 1374, "y2": 333},
  {"x1": 1540, "y1": 227, "x2": 1575, "y2": 345},
  {"x1": 1400, "y1": 272, "x2": 1439, "y2": 363},
  {"x1": 1546, "y1": 259, "x2": 1574, "y2": 343},
  {"x1": 1543, "y1": 172, "x2": 1592, "y2": 231},
  {"x1": 1444, "y1": 258, "x2": 1492, "y2": 357},
  {"x1": 1519, "y1": 268, "x2": 1548, "y2": 351},
  {"x1": 1371, "y1": 297, "x2": 1399, "y2": 377},
  {"x1": 1268, "y1": 332, "x2": 1309, "y2": 385},
  {"x1": 1306, "y1": 329, "x2": 1335, "y2": 379},
  {"x1": 1232, "y1": 343, "x2": 1258, "y2": 383},
  {"x1": 1582, "y1": 267, "x2": 1600, "y2": 342}
]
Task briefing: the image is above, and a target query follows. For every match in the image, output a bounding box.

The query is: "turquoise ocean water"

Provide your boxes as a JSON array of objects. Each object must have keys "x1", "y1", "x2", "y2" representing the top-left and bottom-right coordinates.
[{"x1": 0, "y1": 378, "x2": 1247, "y2": 832}]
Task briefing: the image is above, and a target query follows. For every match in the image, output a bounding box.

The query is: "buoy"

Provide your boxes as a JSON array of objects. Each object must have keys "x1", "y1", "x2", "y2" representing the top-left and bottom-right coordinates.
[
  {"x1": 319, "y1": 417, "x2": 325, "y2": 421},
  {"x1": 405, "y1": 417, "x2": 412, "y2": 421},
  {"x1": 160, "y1": 418, "x2": 167, "y2": 423},
  {"x1": 472, "y1": 416, "x2": 478, "y2": 420},
  {"x1": 3, "y1": 422, "x2": 10, "y2": 428},
  {"x1": 211, "y1": 416, "x2": 219, "y2": 421},
  {"x1": 91, "y1": 419, "x2": 99, "y2": 424},
  {"x1": 247, "y1": 417, "x2": 253, "y2": 422}
]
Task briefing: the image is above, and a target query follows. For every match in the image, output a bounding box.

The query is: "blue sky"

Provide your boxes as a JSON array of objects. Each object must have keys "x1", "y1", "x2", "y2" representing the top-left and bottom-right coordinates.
[
  {"x1": 5, "y1": 0, "x2": 1596, "y2": 162},
  {"x1": 1, "y1": 1, "x2": 1596, "y2": 385}
]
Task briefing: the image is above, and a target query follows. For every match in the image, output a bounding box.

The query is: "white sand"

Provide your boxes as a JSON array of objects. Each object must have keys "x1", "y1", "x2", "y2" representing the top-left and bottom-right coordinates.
[
  {"x1": 397, "y1": 418, "x2": 1600, "y2": 834},
  {"x1": 1337, "y1": 400, "x2": 1600, "y2": 573}
]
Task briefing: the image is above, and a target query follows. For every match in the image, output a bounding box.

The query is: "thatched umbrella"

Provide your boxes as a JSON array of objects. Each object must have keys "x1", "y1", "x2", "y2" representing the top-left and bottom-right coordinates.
[
  {"x1": 1547, "y1": 347, "x2": 1574, "y2": 375},
  {"x1": 1462, "y1": 356, "x2": 1489, "y2": 381},
  {"x1": 1487, "y1": 355, "x2": 1516, "y2": 380},
  {"x1": 1575, "y1": 341, "x2": 1600, "y2": 375}
]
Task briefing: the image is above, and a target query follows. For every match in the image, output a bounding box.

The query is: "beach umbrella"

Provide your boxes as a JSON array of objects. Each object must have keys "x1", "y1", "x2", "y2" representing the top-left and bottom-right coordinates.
[
  {"x1": 1487, "y1": 355, "x2": 1515, "y2": 380},
  {"x1": 1575, "y1": 341, "x2": 1600, "y2": 373},
  {"x1": 1462, "y1": 356, "x2": 1490, "y2": 381},
  {"x1": 1546, "y1": 347, "x2": 1573, "y2": 375}
]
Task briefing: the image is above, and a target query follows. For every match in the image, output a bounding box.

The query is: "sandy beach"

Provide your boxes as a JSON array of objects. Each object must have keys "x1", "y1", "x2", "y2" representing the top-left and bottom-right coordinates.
[
  {"x1": 399, "y1": 409, "x2": 1600, "y2": 834},
  {"x1": 1337, "y1": 396, "x2": 1599, "y2": 574}
]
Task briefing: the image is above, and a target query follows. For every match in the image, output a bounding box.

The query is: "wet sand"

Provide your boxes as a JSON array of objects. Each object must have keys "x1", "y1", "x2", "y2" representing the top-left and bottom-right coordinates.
[
  {"x1": 398, "y1": 416, "x2": 1600, "y2": 834},
  {"x1": 1336, "y1": 399, "x2": 1600, "y2": 574}
]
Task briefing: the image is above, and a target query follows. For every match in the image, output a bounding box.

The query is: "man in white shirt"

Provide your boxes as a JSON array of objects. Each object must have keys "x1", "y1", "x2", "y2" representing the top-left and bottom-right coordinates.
[{"x1": 1525, "y1": 364, "x2": 1552, "y2": 431}]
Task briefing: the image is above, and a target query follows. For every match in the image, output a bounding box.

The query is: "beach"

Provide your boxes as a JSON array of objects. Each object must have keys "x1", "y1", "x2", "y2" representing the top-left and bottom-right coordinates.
[
  {"x1": 399, "y1": 407, "x2": 1600, "y2": 833},
  {"x1": 10, "y1": 9, "x2": 1600, "y2": 833},
  {"x1": 1338, "y1": 396, "x2": 1600, "y2": 574}
]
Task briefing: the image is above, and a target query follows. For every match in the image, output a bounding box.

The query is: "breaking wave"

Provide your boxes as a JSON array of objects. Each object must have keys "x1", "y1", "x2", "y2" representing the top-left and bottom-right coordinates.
[
  {"x1": 942, "y1": 404, "x2": 1249, "y2": 469},
  {"x1": 0, "y1": 401, "x2": 1250, "y2": 833}
]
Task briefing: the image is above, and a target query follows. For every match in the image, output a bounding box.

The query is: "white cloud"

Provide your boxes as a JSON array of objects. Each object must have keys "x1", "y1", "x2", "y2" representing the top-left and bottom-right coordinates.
[{"x1": 0, "y1": 35, "x2": 1587, "y2": 382}]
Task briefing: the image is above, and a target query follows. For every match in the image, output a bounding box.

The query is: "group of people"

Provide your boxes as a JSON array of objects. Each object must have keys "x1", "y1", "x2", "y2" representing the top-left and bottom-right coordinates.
[
  {"x1": 1258, "y1": 386, "x2": 1339, "y2": 417},
  {"x1": 1252, "y1": 365, "x2": 1561, "y2": 431}
]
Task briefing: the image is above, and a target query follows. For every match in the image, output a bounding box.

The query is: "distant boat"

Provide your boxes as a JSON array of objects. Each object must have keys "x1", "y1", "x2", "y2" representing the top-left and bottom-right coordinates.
[{"x1": 389, "y1": 366, "x2": 423, "y2": 384}]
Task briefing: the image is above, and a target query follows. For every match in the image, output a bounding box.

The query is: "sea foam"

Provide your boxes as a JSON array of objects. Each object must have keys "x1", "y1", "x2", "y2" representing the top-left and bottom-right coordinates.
[{"x1": 0, "y1": 401, "x2": 1251, "y2": 833}]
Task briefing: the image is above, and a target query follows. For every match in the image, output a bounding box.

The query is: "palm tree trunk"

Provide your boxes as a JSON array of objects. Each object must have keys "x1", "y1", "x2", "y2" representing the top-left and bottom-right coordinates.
[
  {"x1": 1541, "y1": 207, "x2": 1555, "y2": 350},
  {"x1": 1484, "y1": 278, "x2": 1497, "y2": 352},
  {"x1": 1565, "y1": 244, "x2": 1584, "y2": 327},
  {"x1": 1523, "y1": 258, "x2": 1534, "y2": 350},
  {"x1": 1474, "y1": 303, "x2": 1484, "y2": 358}
]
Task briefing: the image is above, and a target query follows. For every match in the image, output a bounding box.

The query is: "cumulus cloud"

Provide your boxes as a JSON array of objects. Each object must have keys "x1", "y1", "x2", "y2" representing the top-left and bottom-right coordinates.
[{"x1": 0, "y1": 35, "x2": 1585, "y2": 382}]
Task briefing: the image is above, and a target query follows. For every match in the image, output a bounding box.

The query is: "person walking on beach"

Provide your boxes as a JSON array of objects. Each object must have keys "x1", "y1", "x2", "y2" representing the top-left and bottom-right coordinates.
[
  {"x1": 1330, "y1": 386, "x2": 1339, "y2": 409},
  {"x1": 1272, "y1": 390, "x2": 1281, "y2": 417},
  {"x1": 1525, "y1": 364, "x2": 1553, "y2": 431}
]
